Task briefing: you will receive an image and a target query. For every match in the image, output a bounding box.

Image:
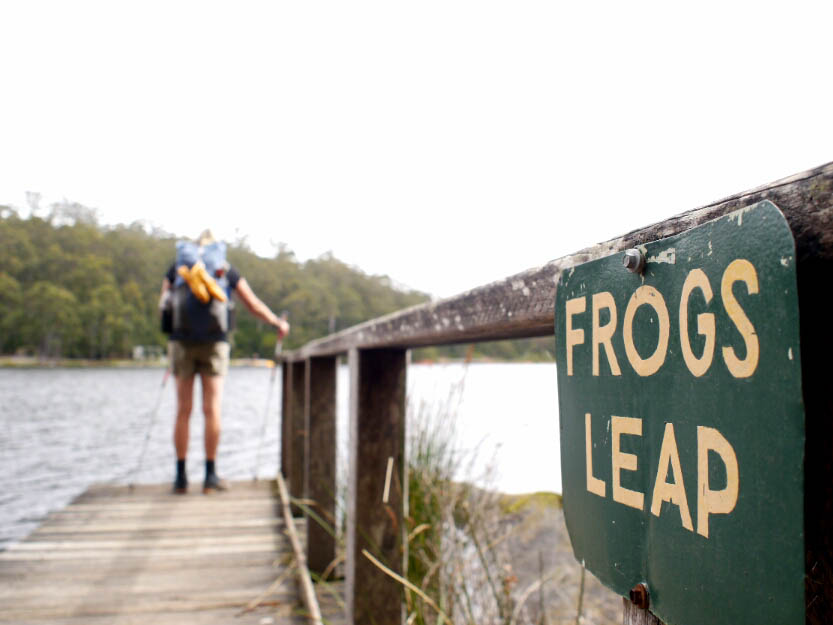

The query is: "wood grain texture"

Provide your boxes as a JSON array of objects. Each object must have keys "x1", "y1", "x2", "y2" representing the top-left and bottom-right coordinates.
[
  {"x1": 281, "y1": 362, "x2": 291, "y2": 479},
  {"x1": 289, "y1": 360, "x2": 306, "y2": 516},
  {"x1": 304, "y1": 356, "x2": 337, "y2": 575},
  {"x1": 623, "y1": 598, "x2": 665, "y2": 625},
  {"x1": 345, "y1": 349, "x2": 406, "y2": 625},
  {"x1": 0, "y1": 482, "x2": 307, "y2": 624},
  {"x1": 285, "y1": 162, "x2": 832, "y2": 357}
]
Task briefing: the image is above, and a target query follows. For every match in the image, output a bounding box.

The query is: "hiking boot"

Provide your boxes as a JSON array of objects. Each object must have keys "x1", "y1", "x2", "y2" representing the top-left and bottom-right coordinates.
[
  {"x1": 203, "y1": 473, "x2": 229, "y2": 494},
  {"x1": 173, "y1": 474, "x2": 188, "y2": 494}
]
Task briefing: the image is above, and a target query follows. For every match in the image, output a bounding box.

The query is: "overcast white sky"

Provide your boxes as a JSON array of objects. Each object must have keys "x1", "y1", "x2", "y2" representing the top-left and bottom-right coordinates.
[{"x1": 1, "y1": 1, "x2": 830, "y2": 298}]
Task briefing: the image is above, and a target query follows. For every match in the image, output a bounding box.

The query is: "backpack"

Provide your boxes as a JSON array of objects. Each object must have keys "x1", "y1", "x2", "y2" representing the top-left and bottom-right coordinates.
[{"x1": 170, "y1": 240, "x2": 232, "y2": 341}]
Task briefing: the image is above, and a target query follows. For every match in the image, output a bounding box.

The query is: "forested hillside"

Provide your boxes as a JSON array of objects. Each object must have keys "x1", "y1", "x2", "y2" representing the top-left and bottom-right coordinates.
[
  {"x1": 0, "y1": 202, "x2": 428, "y2": 359},
  {"x1": 0, "y1": 201, "x2": 553, "y2": 362}
]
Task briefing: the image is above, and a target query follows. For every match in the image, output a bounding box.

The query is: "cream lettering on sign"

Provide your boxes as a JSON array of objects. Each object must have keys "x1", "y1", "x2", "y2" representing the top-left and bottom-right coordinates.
[
  {"x1": 565, "y1": 297, "x2": 586, "y2": 376},
  {"x1": 650, "y1": 423, "x2": 694, "y2": 531},
  {"x1": 592, "y1": 292, "x2": 621, "y2": 376},
  {"x1": 696, "y1": 426, "x2": 739, "y2": 538},
  {"x1": 679, "y1": 268, "x2": 716, "y2": 377},
  {"x1": 623, "y1": 286, "x2": 670, "y2": 376},
  {"x1": 721, "y1": 259, "x2": 759, "y2": 378},
  {"x1": 611, "y1": 416, "x2": 644, "y2": 510},
  {"x1": 585, "y1": 413, "x2": 606, "y2": 497}
]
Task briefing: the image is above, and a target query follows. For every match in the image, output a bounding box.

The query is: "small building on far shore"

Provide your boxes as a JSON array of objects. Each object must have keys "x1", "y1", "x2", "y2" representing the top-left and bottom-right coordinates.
[{"x1": 132, "y1": 345, "x2": 165, "y2": 361}]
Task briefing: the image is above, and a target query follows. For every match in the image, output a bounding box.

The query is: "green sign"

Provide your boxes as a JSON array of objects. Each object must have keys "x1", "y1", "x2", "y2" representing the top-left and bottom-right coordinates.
[{"x1": 555, "y1": 201, "x2": 804, "y2": 625}]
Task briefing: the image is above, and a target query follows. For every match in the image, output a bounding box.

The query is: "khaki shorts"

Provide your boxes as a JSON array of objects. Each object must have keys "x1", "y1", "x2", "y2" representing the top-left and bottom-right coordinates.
[{"x1": 168, "y1": 341, "x2": 230, "y2": 377}]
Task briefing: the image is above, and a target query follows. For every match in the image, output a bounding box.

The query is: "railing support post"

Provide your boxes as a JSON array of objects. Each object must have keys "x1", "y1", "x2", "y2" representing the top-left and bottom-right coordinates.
[
  {"x1": 289, "y1": 360, "x2": 306, "y2": 517},
  {"x1": 346, "y1": 347, "x2": 406, "y2": 625},
  {"x1": 304, "y1": 355, "x2": 337, "y2": 576},
  {"x1": 280, "y1": 361, "x2": 291, "y2": 479}
]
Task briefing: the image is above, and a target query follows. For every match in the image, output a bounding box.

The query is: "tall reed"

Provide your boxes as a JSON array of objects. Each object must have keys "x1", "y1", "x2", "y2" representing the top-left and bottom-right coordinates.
[
  {"x1": 309, "y1": 360, "x2": 598, "y2": 624},
  {"x1": 401, "y1": 367, "x2": 520, "y2": 625}
]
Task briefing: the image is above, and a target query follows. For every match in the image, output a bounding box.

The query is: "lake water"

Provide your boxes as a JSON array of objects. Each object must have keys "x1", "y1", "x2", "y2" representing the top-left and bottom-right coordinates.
[{"x1": 0, "y1": 362, "x2": 560, "y2": 550}]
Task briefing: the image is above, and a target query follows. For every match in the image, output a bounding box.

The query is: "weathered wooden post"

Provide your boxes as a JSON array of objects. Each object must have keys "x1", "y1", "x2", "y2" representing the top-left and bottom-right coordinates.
[
  {"x1": 794, "y1": 188, "x2": 833, "y2": 625},
  {"x1": 289, "y1": 359, "x2": 306, "y2": 516},
  {"x1": 623, "y1": 598, "x2": 664, "y2": 625},
  {"x1": 280, "y1": 361, "x2": 292, "y2": 479},
  {"x1": 345, "y1": 347, "x2": 406, "y2": 625},
  {"x1": 304, "y1": 355, "x2": 337, "y2": 576}
]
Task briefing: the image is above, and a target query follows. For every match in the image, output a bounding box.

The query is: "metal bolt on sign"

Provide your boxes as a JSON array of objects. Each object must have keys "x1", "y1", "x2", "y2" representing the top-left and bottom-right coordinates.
[
  {"x1": 629, "y1": 583, "x2": 650, "y2": 610},
  {"x1": 622, "y1": 248, "x2": 645, "y2": 274}
]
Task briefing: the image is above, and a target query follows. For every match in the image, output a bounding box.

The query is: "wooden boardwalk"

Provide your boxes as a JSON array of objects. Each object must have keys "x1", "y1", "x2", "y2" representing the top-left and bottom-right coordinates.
[{"x1": 0, "y1": 481, "x2": 343, "y2": 624}]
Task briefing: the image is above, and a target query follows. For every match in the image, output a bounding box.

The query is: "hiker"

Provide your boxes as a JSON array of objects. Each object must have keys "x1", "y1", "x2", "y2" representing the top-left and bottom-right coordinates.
[{"x1": 159, "y1": 230, "x2": 289, "y2": 494}]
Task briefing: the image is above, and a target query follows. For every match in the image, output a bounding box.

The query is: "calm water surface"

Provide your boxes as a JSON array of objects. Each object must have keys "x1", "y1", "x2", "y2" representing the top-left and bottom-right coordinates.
[{"x1": 0, "y1": 362, "x2": 560, "y2": 550}]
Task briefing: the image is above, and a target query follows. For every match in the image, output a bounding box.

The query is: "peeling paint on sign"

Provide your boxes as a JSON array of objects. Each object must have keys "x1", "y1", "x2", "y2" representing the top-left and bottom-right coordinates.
[{"x1": 647, "y1": 247, "x2": 676, "y2": 265}]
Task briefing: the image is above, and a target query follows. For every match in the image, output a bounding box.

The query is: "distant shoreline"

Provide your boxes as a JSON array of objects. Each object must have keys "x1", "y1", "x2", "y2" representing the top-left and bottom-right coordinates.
[
  {"x1": 0, "y1": 355, "x2": 555, "y2": 369},
  {"x1": 0, "y1": 356, "x2": 276, "y2": 369}
]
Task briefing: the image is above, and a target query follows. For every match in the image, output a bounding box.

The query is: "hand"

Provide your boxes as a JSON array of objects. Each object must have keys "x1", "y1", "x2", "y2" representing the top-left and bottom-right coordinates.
[{"x1": 275, "y1": 318, "x2": 290, "y2": 339}]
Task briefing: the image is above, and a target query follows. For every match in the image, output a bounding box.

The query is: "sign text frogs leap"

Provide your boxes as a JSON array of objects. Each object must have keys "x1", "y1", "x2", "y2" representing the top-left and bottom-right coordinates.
[{"x1": 555, "y1": 201, "x2": 804, "y2": 625}]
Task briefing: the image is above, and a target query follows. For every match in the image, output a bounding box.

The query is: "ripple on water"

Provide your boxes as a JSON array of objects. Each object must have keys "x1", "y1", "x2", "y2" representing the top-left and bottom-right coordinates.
[
  {"x1": 0, "y1": 363, "x2": 561, "y2": 551},
  {"x1": 0, "y1": 367, "x2": 285, "y2": 550}
]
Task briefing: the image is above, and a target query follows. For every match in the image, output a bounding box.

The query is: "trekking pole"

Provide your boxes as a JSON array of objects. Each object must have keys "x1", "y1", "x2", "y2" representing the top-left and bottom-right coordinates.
[
  {"x1": 128, "y1": 368, "x2": 171, "y2": 491},
  {"x1": 253, "y1": 312, "x2": 289, "y2": 481}
]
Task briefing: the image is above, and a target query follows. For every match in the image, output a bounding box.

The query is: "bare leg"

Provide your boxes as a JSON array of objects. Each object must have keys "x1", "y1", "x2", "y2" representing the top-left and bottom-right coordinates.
[
  {"x1": 201, "y1": 372, "x2": 225, "y2": 460},
  {"x1": 174, "y1": 374, "x2": 195, "y2": 459}
]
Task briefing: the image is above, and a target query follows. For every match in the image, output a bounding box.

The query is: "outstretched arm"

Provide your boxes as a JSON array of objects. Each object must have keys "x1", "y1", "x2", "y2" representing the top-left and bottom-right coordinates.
[{"x1": 234, "y1": 277, "x2": 290, "y2": 337}]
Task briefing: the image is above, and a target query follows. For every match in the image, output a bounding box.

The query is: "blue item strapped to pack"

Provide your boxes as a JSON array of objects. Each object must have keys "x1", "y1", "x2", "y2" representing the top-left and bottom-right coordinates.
[{"x1": 171, "y1": 240, "x2": 232, "y2": 342}]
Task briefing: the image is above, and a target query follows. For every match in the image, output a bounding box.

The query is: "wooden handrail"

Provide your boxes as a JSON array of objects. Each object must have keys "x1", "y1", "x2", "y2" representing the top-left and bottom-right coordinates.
[
  {"x1": 285, "y1": 161, "x2": 833, "y2": 359},
  {"x1": 281, "y1": 160, "x2": 833, "y2": 625}
]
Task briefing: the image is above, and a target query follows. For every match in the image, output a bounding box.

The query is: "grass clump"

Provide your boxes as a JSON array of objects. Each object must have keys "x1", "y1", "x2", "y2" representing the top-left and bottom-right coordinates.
[{"x1": 402, "y1": 374, "x2": 520, "y2": 625}]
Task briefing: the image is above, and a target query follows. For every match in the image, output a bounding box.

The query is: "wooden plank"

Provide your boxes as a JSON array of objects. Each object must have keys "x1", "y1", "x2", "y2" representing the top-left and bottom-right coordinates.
[
  {"x1": 0, "y1": 609, "x2": 302, "y2": 625},
  {"x1": 286, "y1": 162, "x2": 833, "y2": 358},
  {"x1": 37, "y1": 508, "x2": 279, "y2": 524},
  {"x1": 15, "y1": 517, "x2": 282, "y2": 534},
  {"x1": 0, "y1": 593, "x2": 298, "y2": 620},
  {"x1": 1, "y1": 545, "x2": 279, "y2": 561},
  {"x1": 5, "y1": 534, "x2": 281, "y2": 550},
  {"x1": 0, "y1": 481, "x2": 308, "y2": 624},
  {"x1": 304, "y1": 355, "x2": 337, "y2": 575},
  {"x1": 345, "y1": 348, "x2": 406, "y2": 625},
  {"x1": 0, "y1": 552, "x2": 281, "y2": 579},
  {"x1": 53, "y1": 498, "x2": 276, "y2": 512},
  {"x1": 0, "y1": 558, "x2": 282, "y2": 589},
  {"x1": 77, "y1": 480, "x2": 273, "y2": 499},
  {"x1": 1, "y1": 584, "x2": 296, "y2": 609}
]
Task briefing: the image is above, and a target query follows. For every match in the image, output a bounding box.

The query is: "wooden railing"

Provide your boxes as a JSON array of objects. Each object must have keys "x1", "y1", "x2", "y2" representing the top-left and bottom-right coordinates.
[{"x1": 279, "y1": 161, "x2": 833, "y2": 625}]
